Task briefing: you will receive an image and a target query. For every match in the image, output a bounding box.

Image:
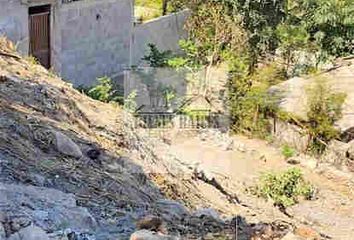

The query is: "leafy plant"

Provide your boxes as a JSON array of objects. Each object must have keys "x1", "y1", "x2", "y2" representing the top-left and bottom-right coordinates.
[
  {"x1": 276, "y1": 23, "x2": 310, "y2": 75},
  {"x1": 290, "y1": 0, "x2": 354, "y2": 58},
  {"x1": 124, "y1": 90, "x2": 138, "y2": 113},
  {"x1": 306, "y1": 78, "x2": 346, "y2": 154},
  {"x1": 142, "y1": 43, "x2": 173, "y2": 67},
  {"x1": 79, "y1": 76, "x2": 122, "y2": 104},
  {"x1": 228, "y1": 63, "x2": 283, "y2": 137},
  {"x1": 167, "y1": 40, "x2": 206, "y2": 70},
  {"x1": 254, "y1": 168, "x2": 314, "y2": 207},
  {"x1": 281, "y1": 144, "x2": 296, "y2": 159}
]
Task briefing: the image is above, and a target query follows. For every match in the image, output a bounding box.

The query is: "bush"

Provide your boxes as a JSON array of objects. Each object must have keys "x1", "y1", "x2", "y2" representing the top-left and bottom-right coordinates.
[
  {"x1": 254, "y1": 168, "x2": 314, "y2": 207},
  {"x1": 229, "y1": 62, "x2": 284, "y2": 138},
  {"x1": 142, "y1": 44, "x2": 172, "y2": 67},
  {"x1": 306, "y1": 78, "x2": 346, "y2": 154},
  {"x1": 78, "y1": 76, "x2": 122, "y2": 104},
  {"x1": 281, "y1": 145, "x2": 296, "y2": 159}
]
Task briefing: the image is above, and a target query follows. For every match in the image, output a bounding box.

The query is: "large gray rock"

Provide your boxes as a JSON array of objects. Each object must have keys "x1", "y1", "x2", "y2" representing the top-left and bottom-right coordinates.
[
  {"x1": 54, "y1": 131, "x2": 82, "y2": 159},
  {"x1": 323, "y1": 140, "x2": 350, "y2": 167},
  {"x1": 155, "y1": 200, "x2": 189, "y2": 222},
  {"x1": 193, "y1": 208, "x2": 222, "y2": 222},
  {"x1": 0, "y1": 183, "x2": 96, "y2": 234},
  {"x1": 130, "y1": 230, "x2": 179, "y2": 240},
  {"x1": 7, "y1": 226, "x2": 49, "y2": 240},
  {"x1": 269, "y1": 59, "x2": 354, "y2": 133}
]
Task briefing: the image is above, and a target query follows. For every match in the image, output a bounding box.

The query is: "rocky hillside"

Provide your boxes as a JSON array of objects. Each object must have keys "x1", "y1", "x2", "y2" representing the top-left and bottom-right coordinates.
[{"x1": 0, "y1": 38, "x2": 333, "y2": 240}]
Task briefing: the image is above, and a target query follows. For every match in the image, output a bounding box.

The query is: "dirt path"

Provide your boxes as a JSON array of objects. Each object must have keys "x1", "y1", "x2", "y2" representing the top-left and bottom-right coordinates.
[{"x1": 153, "y1": 131, "x2": 354, "y2": 239}]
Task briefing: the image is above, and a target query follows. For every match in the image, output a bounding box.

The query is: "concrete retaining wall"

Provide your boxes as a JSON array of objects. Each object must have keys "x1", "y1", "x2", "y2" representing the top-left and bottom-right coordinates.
[
  {"x1": 0, "y1": 0, "x2": 29, "y2": 55},
  {"x1": 54, "y1": 0, "x2": 133, "y2": 87},
  {"x1": 132, "y1": 10, "x2": 188, "y2": 66}
]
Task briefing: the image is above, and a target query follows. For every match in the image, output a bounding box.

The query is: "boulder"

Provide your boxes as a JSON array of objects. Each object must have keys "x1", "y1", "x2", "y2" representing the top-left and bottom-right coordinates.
[
  {"x1": 155, "y1": 200, "x2": 189, "y2": 222},
  {"x1": 269, "y1": 60, "x2": 354, "y2": 133},
  {"x1": 54, "y1": 131, "x2": 82, "y2": 159},
  {"x1": 130, "y1": 230, "x2": 179, "y2": 240},
  {"x1": 7, "y1": 226, "x2": 49, "y2": 240},
  {"x1": 323, "y1": 140, "x2": 350, "y2": 166},
  {"x1": 193, "y1": 208, "x2": 221, "y2": 222},
  {"x1": 0, "y1": 183, "x2": 96, "y2": 234}
]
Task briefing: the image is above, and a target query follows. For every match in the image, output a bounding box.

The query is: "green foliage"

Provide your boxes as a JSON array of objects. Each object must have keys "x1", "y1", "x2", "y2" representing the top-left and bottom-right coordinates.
[
  {"x1": 255, "y1": 168, "x2": 314, "y2": 207},
  {"x1": 276, "y1": 23, "x2": 310, "y2": 75},
  {"x1": 143, "y1": 41, "x2": 205, "y2": 70},
  {"x1": 290, "y1": 0, "x2": 354, "y2": 58},
  {"x1": 168, "y1": 40, "x2": 207, "y2": 69},
  {"x1": 306, "y1": 78, "x2": 346, "y2": 154},
  {"x1": 142, "y1": 44, "x2": 173, "y2": 67},
  {"x1": 281, "y1": 145, "x2": 296, "y2": 159},
  {"x1": 79, "y1": 77, "x2": 122, "y2": 104},
  {"x1": 124, "y1": 90, "x2": 138, "y2": 113},
  {"x1": 228, "y1": 63, "x2": 284, "y2": 137}
]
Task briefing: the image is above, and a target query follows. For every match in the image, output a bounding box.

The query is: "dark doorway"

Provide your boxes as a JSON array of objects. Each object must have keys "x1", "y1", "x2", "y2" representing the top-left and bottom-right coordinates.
[{"x1": 29, "y1": 5, "x2": 51, "y2": 69}]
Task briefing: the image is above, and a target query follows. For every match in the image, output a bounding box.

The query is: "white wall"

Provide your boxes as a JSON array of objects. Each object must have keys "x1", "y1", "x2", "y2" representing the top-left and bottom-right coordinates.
[
  {"x1": 132, "y1": 10, "x2": 189, "y2": 66},
  {"x1": 54, "y1": 0, "x2": 133, "y2": 87},
  {"x1": 0, "y1": 0, "x2": 29, "y2": 55}
]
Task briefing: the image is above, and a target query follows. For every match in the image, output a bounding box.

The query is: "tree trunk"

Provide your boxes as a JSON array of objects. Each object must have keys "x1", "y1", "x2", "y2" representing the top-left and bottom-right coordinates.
[{"x1": 162, "y1": 0, "x2": 169, "y2": 15}]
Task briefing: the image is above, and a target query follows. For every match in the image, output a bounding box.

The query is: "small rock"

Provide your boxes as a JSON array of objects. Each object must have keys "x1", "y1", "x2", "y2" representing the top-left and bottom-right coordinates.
[
  {"x1": 294, "y1": 225, "x2": 321, "y2": 240},
  {"x1": 8, "y1": 226, "x2": 50, "y2": 240},
  {"x1": 287, "y1": 157, "x2": 300, "y2": 165},
  {"x1": 54, "y1": 131, "x2": 82, "y2": 159},
  {"x1": 347, "y1": 140, "x2": 354, "y2": 160},
  {"x1": 193, "y1": 208, "x2": 221, "y2": 222},
  {"x1": 136, "y1": 216, "x2": 166, "y2": 234},
  {"x1": 281, "y1": 232, "x2": 302, "y2": 240},
  {"x1": 0, "y1": 223, "x2": 6, "y2": 240},
  {"x1": 130, "y1": 230, "x2": 179, "y2": 240},
  {"x1": 9, "y1": 217, "x2": 31, "y2": 233}
]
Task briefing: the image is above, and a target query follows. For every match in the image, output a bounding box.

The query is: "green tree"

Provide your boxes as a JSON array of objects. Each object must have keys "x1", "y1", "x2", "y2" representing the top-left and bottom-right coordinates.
[
  {"x1": 276, "y1": 23, "x2": 310, "y2": 74},
  {"x1": 289, "y1": 0, "x2": 354, "y2": 59}
]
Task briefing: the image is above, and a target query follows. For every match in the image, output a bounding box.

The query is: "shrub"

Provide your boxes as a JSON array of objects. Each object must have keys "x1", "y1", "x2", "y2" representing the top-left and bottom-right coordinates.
[
  {"x1": 306, "y1": 78, "x2": 346, "y2": 154},
  {"x1": 142, "y1": 43, "x2": 172, "y2": 67},
  {"x1": 281, "y1": 145, "x2": 296, "y2": 159},
  {"x1": 79, "y1": 76, "x2": 122, "y2": 104},
  {"x1": 254, "y1": 168, "x2": 314, "y2": 207},
  {"x1": 229, "y1": 62, "x2": 284, "y2": 138}
]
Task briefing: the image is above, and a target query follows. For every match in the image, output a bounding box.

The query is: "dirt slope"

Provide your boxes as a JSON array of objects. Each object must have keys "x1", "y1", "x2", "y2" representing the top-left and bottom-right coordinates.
[
  {"x1": 1, "y1": 38, "x2": 342, "y2": 240},
  {"x1": 0, "y1": 38, "x2": 274, "y2": 239}
]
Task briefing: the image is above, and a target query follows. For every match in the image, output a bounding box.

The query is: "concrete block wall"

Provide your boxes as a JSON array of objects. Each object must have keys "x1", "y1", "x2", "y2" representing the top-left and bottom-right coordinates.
[
  {"x1": 54, "y1": 0, "x2": 133, "y2": 87},
  {"x1": 132, "y1": 10, "x2": 189, "y2": 66},
  {"x1": 0, "y1": 0, "x2": 29, "y2": 55}
]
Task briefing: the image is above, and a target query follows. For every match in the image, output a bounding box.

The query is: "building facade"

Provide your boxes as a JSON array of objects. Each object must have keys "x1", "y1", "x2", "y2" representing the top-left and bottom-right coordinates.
[{"x1": 0, "y1": 0, "x2": 133, "y2": 86}]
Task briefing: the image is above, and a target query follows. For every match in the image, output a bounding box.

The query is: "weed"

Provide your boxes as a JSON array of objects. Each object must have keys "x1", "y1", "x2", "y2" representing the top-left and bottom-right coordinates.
[
  {"x1": 253, "y1": 168, "x2": 314, "y2": 207},
  {"x1": 281, "y1": 145, "x2": 296, "y2": 159}
]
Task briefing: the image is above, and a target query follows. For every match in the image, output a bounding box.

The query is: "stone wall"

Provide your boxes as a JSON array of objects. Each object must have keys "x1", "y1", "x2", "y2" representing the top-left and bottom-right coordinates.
[
  {"x1": 132, "y1": 10, "x2": 189, "y2": 66},
  {"x1": 0, "y1": 0, "x2": 29, "y2": 55},
  {"x1": 54, "y1": 0, "x2": 133, "y2": 87}
]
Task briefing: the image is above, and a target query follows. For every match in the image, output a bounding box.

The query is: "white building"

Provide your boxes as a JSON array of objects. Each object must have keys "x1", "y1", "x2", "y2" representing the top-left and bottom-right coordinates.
[{"x1": 0, "y1": 0, "x2": 133, "y2": 86}]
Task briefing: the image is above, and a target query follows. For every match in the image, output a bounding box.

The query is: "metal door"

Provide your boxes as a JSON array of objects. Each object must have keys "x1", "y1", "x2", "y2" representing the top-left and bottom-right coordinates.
[{"x1": 29, "y1": 8, "x2": 50, "y2": 69}]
